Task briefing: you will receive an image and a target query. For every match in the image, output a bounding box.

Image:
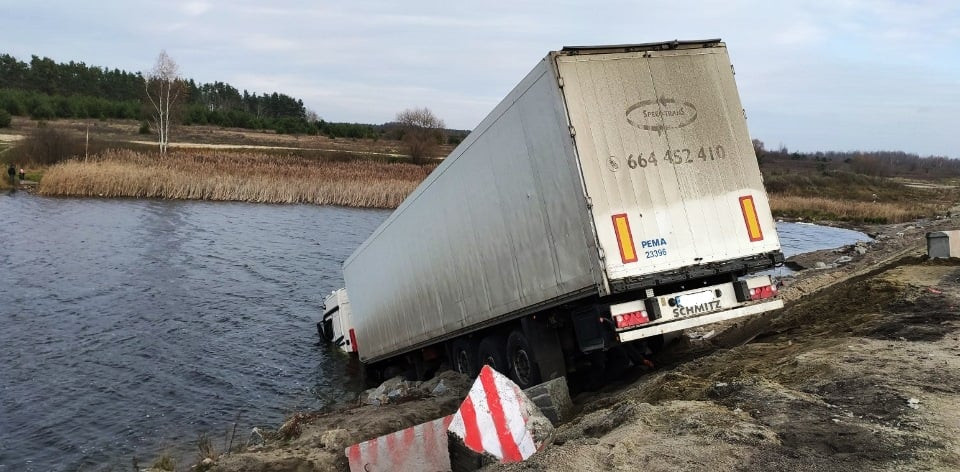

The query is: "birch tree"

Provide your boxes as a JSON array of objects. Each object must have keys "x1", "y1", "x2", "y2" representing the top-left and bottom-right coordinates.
[{"x1": 144, "y1": 50, "x2": 182, "y2": 154}]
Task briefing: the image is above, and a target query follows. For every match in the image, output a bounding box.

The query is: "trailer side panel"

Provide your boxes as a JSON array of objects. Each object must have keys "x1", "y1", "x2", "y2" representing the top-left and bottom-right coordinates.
[{"x1": 343, "y1": 59, "x2": 601, "y2": 362}]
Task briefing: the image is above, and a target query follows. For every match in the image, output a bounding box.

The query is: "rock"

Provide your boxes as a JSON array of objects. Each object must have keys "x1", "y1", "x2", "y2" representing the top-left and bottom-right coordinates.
[
  {"x1": 420, "y1": 370, "x2": 471, "y2": 398},
  {"x1": 835, "y1": 256, "x2": 853, "y2": 265},
  {"x1": 430, "y1": 379, "x2": 448, "y2": 396},
  {"x1": 907, "y1": 398, "x2": 920, "y2": 409},
  {"x1": 201, "y1": 457, "x2": 214, "y2": 466},
  {"x1": 320, "y1": 428, "x2": 350, "y2": 450},
  {"x1": 854, "y1": 242, "x2": 869, "y2": 255},
  {"x1": 688, "y1": 329, "x2": 716, "y2": 340},
  {"x1": 363, "y1": 376, "x2": 424, "y2": 406},
  {"x1": 248, "y1": 427, "x2": 265, "y2": 446},
  {"x1": 815, "y1": 261, "x2": 829, "y2": 269}
]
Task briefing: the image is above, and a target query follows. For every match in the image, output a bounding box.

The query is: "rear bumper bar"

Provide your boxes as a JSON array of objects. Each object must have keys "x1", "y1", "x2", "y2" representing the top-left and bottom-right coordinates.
[{"x1": 616, "y1": 299, "x2": 783, "y2": 343}]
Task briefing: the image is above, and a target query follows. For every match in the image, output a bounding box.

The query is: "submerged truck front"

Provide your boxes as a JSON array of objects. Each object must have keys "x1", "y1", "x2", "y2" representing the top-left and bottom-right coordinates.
[{"x1": 342, "y1": 40, "x2": 783, "y2": 386}]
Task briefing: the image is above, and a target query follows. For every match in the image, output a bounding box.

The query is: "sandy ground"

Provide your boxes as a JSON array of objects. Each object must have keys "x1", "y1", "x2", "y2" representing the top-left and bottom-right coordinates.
[{"x1": 178, "y1": 216, "x2": 960, "y2": 472}]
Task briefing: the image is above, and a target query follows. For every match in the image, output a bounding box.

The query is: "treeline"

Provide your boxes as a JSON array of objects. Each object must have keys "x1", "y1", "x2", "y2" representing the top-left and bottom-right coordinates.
[
  {"x1": 0, "y1": 53, "x2": 470, "y2": 141},
  {"x1": 0, "y1": 53, "x2": 314, "y2": 134},
  {"x1": 753, "y1": 139, "x2": 960, "y2": 178}
]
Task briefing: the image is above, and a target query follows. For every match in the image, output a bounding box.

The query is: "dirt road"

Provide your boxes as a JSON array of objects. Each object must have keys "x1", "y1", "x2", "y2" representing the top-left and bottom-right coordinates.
[{"x1": 203, "y1": 218, "x2": 960, "y2": 472}]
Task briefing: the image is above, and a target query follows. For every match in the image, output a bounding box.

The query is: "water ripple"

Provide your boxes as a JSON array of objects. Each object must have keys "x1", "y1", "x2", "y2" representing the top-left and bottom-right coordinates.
[{"x1": 0, "y1": 193, "x2": 383, "y2": 471}]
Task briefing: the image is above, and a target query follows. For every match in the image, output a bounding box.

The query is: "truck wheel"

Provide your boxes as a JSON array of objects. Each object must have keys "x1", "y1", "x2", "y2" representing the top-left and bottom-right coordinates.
[
  {"x1": 477, "y1": 335, "x2": 507, "y2": 376},
  {"x1": 506, "y1": 329, "x2": 541, "y2": 389},
  {"x1": 451, "y1": 338, "x2": 479, "y2": 377}
]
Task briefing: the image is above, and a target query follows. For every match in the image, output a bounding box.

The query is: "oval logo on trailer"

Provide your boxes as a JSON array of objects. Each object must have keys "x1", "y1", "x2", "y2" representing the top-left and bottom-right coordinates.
[{"x1": 625, "y1": 97, "x2": 697, "y2": 134}]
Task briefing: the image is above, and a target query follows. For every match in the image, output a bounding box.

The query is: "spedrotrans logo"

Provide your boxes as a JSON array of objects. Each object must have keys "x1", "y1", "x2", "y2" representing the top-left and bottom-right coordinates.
[{"x1": 625, "y1": 96, "x2": 697, "y2": 134}]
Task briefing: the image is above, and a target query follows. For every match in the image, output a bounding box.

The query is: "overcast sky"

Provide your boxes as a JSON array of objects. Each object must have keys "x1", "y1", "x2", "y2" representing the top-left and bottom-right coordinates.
[{"x1": 2, "y1": 0, "x2": 958, "y2": 157}]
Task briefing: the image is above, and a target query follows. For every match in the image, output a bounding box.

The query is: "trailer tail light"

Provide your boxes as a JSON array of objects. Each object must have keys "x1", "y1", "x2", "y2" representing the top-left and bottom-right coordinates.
[
  {"x1": 749, "y1": 284, "x2": 777, "y2": 301},
  {"x1": 611, "y1": 213, "x2": 638, "y2": 263},
  {"x1": 733, "y1": 277, "x2": 777, "y2": 302},
  {"x1": 614, "y1": 310, "x2": 649, "y2": 330},
  {"x1": 739, "y1": 196, "x2": 764, "y2": 242}
]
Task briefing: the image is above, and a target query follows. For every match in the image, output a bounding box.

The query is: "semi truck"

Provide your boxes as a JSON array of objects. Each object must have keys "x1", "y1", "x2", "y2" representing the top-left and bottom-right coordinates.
[{"x1": 320, "y1": 39, "x2": 784, "y2": 388}]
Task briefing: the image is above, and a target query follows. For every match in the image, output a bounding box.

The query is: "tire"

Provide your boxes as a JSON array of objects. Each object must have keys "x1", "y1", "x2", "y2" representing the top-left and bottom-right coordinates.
[
  {"x1": 477, "y1": 335, "x2": 507, "y2": 376},
  {"x1": 450, "y1": 338, "x2": 479, "y2": 377},
  {"x1": 506, "y1": 329, "x2": 542, "y2": 389}
]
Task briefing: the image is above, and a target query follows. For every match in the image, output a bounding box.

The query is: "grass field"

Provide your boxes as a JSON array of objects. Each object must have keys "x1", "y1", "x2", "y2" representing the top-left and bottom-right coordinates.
[{"x1": 762, "y1": 170, "x2": 957, "y2": 223}]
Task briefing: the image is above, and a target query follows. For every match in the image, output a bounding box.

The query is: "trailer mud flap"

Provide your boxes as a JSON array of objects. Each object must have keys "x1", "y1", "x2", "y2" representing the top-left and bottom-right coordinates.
[{"x1": 571, "y1": 306, "x2": 610, "y2": 353}]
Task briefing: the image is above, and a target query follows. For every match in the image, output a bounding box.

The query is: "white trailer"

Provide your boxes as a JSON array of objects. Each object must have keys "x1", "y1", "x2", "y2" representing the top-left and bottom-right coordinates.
[{"x1": 333, "y1": 40, "x2": 784, "y2": 387}]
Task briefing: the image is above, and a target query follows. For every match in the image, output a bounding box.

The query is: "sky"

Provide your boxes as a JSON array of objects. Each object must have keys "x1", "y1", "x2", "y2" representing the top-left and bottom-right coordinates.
[{"x1": 2, "y1": 0, "x2": 958, "y2": 157}]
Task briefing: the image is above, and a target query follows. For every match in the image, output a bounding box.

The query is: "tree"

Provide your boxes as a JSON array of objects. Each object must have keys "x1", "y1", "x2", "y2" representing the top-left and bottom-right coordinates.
[
  {"x1": 395, "y1": 107, "x2": 445, "y2": 164},
  {"x1": 144, "y1": 50, "x2": 183, "y2": 154}
]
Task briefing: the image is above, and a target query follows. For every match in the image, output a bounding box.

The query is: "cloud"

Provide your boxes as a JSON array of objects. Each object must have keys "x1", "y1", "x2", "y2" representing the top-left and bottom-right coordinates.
[
  {"x1": 3, "y1": 0, "x2": 958, "y2": 155},
  {"x1": 240, "y1": 34, "x2": 299, "y2": 53},
  {"x1": 180, "y1": 1, "x2": 211, "y2": 17}
]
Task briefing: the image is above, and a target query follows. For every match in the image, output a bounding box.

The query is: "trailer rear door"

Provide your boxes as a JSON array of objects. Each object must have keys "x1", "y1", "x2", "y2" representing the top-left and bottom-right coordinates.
[{"x1": 555, "y1": 44, "x2": 780, "y2": 285}]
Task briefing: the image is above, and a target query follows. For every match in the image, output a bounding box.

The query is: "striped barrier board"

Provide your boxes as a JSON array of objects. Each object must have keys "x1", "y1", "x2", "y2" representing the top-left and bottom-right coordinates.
[
  {"x1": 448, "y1": 365, "x2": 550, "y2": 463},
  {"x1": 345, "y1": 415, "x2": 454, "y2": 472}
]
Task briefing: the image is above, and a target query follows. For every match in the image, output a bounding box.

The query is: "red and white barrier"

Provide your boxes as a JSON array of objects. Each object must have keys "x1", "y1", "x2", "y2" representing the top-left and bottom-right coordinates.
[
  {"x1": 447, "y1": 365, "x2": 550, "y2": 462},
  {"x1": 345, "y1": 415, "x2": 453, "y2": 472}
]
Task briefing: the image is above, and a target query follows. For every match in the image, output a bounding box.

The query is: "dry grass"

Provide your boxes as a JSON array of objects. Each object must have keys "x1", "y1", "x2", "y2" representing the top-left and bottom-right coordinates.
[
  {"x1": 39, "y1": 149, "x2": 434, "y2": 208},
  {"x1": 769, "y1": 195, "x2": 945, "y2": 224}
]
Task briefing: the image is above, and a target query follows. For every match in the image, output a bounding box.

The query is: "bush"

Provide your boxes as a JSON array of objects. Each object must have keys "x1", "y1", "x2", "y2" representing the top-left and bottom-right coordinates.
[
  {"x1": 139, "y1": 121, "x2": 151, "y2": 134},
  {"x1": 0, "y1": 109, "x2": 10, "y2": 128},
  {"x1": 30, "y1": 101, "x2": 55, "y2": 120},
  {"x1": 10, "y1": 127, "x2": 83, "y2": 165}
]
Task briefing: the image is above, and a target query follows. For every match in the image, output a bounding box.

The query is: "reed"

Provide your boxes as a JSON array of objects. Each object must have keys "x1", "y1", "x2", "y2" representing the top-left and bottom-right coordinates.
[
  {"x1": 39, "y1": 149, "x2": 434, "y2": 208},
  {"x1": 769, "y1": 194, "x2": 944, "y2": 224}
]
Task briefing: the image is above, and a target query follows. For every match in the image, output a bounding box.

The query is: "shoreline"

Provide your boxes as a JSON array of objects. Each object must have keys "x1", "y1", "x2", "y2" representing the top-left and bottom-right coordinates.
[{"x1": 169, "y1": 214, "x2": 959, "y2": 472}]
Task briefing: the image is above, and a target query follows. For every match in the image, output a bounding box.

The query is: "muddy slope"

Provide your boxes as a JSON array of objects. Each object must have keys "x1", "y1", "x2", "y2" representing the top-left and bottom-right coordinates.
[{"x1": 491, "y1": 258, "x2": 960, "y2": 471}]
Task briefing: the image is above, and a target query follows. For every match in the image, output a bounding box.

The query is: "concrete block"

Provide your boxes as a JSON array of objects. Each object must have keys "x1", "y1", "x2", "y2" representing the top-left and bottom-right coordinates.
[
  {"x1": 523, "y1": 376, "x2": 574, "y2": 425},
  {"x1": 447, "y1": 366, "x2": 553, "y2": 467},
  {"x1": 928, "y1": 230, "x2": 960, "y2": 258}
]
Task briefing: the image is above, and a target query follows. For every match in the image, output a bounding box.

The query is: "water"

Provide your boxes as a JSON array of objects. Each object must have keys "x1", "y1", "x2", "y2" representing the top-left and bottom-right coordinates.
[
  {"x1": 0, "y1": 193, "x2": 389, "y2": 471},
  {"x1": 775, "y1": 221, "x2": 872, "y2": 258},
  {"x1": 0, "y1": 194, "x2": 870, "y2": 471}
]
